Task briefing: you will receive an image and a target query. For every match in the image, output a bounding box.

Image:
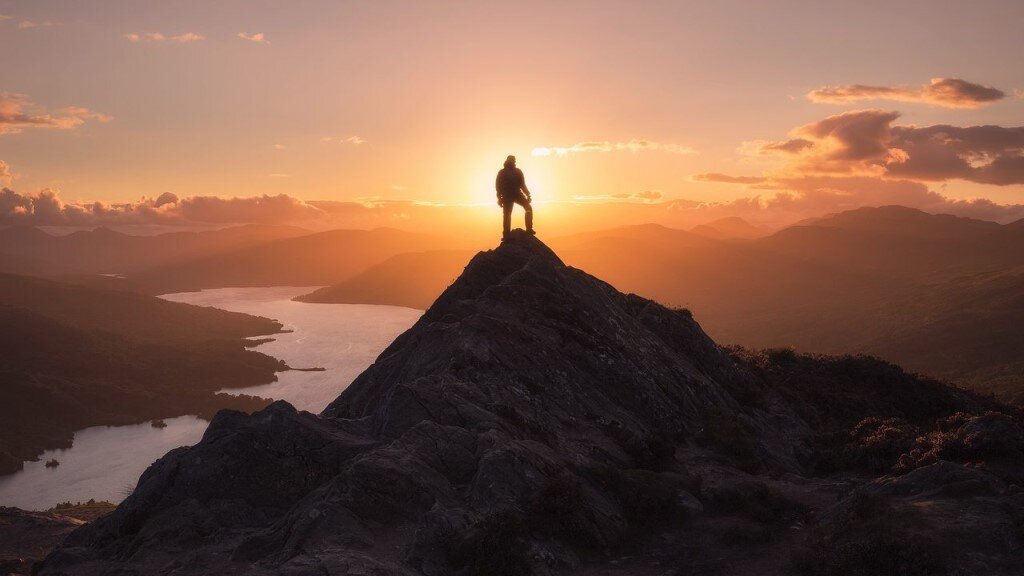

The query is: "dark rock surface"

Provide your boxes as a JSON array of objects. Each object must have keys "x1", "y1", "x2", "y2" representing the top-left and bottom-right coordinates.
[
  {"x1": 0, "y1": 507, "x2": 84, "y2": 575},
  {"x1": 38, "y1": 231, "x2": 1024, "y2": 575}
]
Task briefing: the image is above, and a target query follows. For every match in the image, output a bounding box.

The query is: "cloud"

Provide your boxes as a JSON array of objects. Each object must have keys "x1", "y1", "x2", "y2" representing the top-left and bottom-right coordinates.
[
  {"x1": 0, "y1": 188, "x2": 327, "y2": 226},
  {"x1": 125, "y1": 31, "x2": 204, "y2": 43},
  {"x1": 572, "y1": 190, "x2": 663, "y2": 203},
  {"x1": 0, "y1": 161, "x2": 11, "y2": 186},
  {"x1": 173, "y1": 194, "x2": 321, "y2": 223},
  {"x1": 807, "y1": 78, "x2": 1006, "y2": 109},
  {"x1": 3, "y1": 180, "x2": 1023, "y2": 235},
  {"x1": 0, "y1": 14, "x2": 12, "y2": 22},
  {"x1": 272, "y1": 143, "x2": 286, "y2": 150},
  {"x1": 321, "y1": 135, "x2": 366, "y2": 144},
  {"x1": 674, "y1": 175, "x2": 1024, "y2": 225},
  {"x1": 154, "y1": 192, "x2": 178, "y2": 207},
  {"x1": 692, "y1": 173, "x2": 768, "y2": 185},
  {"x1": 744, "y1": 109, "x2": 1024, "y2": 184},
  {"x1": 886, "y1": 124, "x2": 1024, "y2": 185},
  {"x1": 238, "y1": 32, "x2": 269, "y2": 44},
  {"x1": 17, "y1": 20, "x2": 60, "y2": 30},
  {"x1": 0, "y1": 93, "x2": 111, "y2": 136},
  {"x1": 760, "y1": 138, "x2": 814, "y2": 154},
  {"x1": 532, "y1": 139, "x2": 696, "y2": 157},
  {"x1": 171, "y1": 32, "x2": 203, "y2": 43}
]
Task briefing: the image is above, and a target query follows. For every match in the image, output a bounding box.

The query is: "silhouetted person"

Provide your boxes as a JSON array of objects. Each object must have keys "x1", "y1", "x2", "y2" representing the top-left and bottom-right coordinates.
[{"x1": 496, "y1": 155, "x2": 534, "y2": 238}]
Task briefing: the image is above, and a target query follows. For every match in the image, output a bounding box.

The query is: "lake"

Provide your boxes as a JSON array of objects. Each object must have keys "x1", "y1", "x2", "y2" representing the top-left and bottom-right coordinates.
[{"x1": 0, "y1": 287, "x2": 422, "y2": 510}]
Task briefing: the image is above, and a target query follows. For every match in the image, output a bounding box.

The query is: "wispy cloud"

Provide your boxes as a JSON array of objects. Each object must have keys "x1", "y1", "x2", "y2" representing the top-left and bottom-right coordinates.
[
  {"x1": 172, "y1": 32, "x2": 203, "y2": 42},
  {"x1": 572, "y1": 190, "x2": 663, "y2": 203},
  {"x1": 0, "y1": 15, "x2": 12, "y2": 22},
  {"x1": 807, "y1": 78, "x2": 1006, "y2": 109},
  {"x1": 0, "y1": 161, "x2": 12, "y2": 186},
  {"x1": 691, "y1": 173, "x2": 768, "y2": 185},
  {"x1": 0, "y1": 93, "x2": 112, "y2": 136},
  {"x1": 532, "y1": 139, "x2": 696, "y2": 157},
  {"x1": 17, "y1": 20, "x2": 60, "y2": 30},
  {"x1": 321, "y1": 135, "x2": 366, "y2": 145},
  {"x1": 125, "y1": 31, "x2": 204, "y2": 43},
  {"x1": 272, "y1": 143, "x2": 287, "y2": 150},
  {"x1": 238, "y1": 32, "x2": 269, "y2": 44}
]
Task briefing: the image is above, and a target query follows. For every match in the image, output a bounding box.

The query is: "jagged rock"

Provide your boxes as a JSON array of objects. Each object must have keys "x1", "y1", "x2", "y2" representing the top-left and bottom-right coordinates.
[{"x1": 37, "y1": 231, "x2": 1024, "y2": 575}]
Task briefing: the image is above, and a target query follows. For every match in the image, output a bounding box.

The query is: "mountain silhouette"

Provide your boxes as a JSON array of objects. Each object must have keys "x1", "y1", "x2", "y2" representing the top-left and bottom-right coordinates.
[
  {"x1": 293, "y1": 207, "x2": 1024, "y2": 402},
  {"x1": 39, "y1": 231, "x2": 1024, "y2": 575},
  {"x1": 0, "y1": 224, "x2": 309, "y2": 280},
  {"x1": 132, "y1": 228, "x2": 464, "y2": 293},
  {"x1": 295, "y1": 249, "x2": 476, "y2": 309},
  {"x1": 690, "y1": 216, "x2": 771, "y2": 239}
]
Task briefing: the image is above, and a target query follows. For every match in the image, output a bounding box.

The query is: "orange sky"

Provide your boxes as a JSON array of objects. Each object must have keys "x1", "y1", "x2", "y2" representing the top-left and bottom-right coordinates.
[{"x1": 1, "y1": 0, "x2": 1023, "y2": 231}]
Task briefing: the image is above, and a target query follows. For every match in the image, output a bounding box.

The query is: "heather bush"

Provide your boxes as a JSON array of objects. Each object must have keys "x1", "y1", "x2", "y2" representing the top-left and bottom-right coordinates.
[
  {"x1": 844, "y1": 417, "x2": 919, "y2": 473},
  {"x1": 896, "y1": 411, "x2": 1024, "y2": 473}
]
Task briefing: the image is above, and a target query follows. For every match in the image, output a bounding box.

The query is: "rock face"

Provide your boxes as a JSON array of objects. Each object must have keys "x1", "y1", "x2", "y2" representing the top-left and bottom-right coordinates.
[{"x1": 39, "y1": 231, "x2": 1024, "y2": 575}]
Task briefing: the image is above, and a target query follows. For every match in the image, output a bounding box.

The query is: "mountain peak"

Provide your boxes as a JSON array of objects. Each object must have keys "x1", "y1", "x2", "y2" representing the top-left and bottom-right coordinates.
[
  {"x1": 811, "y1": 205, "x2": 1001, "y2": 240},
  {"x1": 323, "y1": 226, "x2": 753, "y2": 439},
  {"x1": 38, "y1": 229, "x2": 1024, "y2": 576},
  {"x1": 491, "y1": 228, "x2": 564, "y2": 269},
  {"x1": 415, "y1": 229, "x2": 565, "y2": 319}
]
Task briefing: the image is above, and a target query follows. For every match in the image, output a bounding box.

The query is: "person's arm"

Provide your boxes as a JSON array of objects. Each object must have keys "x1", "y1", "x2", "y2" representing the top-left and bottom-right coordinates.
[
  {"x1": 519, "y1": 169, "x2": 531, "y2": 200},
  {"x1": 495, "y1": 173, "x2": 503, "y2": 206}
]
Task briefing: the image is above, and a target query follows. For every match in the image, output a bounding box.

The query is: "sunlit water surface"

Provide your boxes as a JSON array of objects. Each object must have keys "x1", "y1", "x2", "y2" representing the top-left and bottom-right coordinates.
[{"x1": 0, "y1": 287, "x2": 421, "y2": 510}]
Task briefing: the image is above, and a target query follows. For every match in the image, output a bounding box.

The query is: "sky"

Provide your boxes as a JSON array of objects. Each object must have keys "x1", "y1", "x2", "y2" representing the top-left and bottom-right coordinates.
[{"x1": 1, "y1": 0, "x2": 1023, "y2": 231}]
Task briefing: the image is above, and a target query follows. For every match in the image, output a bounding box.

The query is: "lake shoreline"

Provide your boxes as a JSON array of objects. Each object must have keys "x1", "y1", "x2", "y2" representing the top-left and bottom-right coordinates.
[{"x1": 0, "y1": 287, "x2": 421, "y2": 511}]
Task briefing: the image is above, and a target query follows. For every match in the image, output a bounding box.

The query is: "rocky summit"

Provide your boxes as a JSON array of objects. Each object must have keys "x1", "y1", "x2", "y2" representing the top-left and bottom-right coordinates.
[{"x1": 39, "y1": 231, "x2": 1024, "y2": 575}]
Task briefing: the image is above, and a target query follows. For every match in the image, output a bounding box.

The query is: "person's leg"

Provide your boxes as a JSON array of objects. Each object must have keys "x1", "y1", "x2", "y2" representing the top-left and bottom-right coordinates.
[
  {"x1": 502, "y1": 200, "x2": 512, "y2": 236},
  {"x1": 522, "y1": 198, "x2": 534, "y2": 233}
]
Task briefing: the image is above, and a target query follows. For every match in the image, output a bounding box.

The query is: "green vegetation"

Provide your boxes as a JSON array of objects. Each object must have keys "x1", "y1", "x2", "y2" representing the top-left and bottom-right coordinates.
[{"x1": 50, "y1": 499, "x2": 117, "y2": 522}]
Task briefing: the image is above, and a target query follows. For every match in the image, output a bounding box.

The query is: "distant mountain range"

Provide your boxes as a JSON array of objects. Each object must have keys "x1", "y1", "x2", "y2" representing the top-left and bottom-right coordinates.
[
  {"x1": 296, "y1": 207, "x2": 1024, "y2": 402},
  {"x1": 0, "y1": 224, "x2": 310, "y2": 281},
  {"x1": 131, "y1": 228, "x2": 463, "y2": 293},
  {"x1": 4, "y1": 206, "x2": 1023, "y2": 401},
  {"x1": 689, "y1": 216, "x2": 772, "y2": 239},
  {"x1": 0, "y1": 225, "x2": 467, "y2": 294},
  {"x1": 590, "y1": 206, "x2": 1024, "y2": 401}
]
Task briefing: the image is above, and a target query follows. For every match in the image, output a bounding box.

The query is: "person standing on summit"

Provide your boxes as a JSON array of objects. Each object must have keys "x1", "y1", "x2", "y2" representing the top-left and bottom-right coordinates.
[{"x1": 496, "y1": 155, "x2": 534, "y2": 238}]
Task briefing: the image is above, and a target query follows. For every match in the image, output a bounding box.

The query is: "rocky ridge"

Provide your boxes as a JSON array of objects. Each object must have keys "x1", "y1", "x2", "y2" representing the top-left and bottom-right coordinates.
[{"x1": 38, "y1": 231, "x2": 1024, "y2": 575}]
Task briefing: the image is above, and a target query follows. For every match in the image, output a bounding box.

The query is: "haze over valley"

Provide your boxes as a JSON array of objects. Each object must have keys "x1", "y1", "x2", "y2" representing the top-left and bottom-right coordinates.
[{"x1": 2, "y1": 1, "x2": 1024, "y2": 574}]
